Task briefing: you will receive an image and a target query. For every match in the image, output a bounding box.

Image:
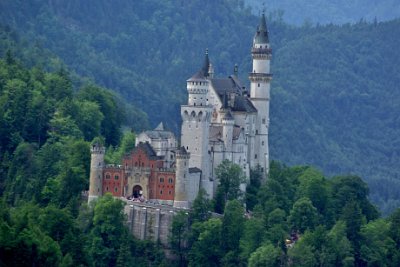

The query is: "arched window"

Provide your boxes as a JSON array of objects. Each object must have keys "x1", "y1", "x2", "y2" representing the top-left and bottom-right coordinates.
[
  {"x1": 160, "y1": 177, "x2": 164, "y2": 183},
  {"x1": 168, "y1": 178, "x2": 173, "y2": 184},
  {"x1": 105, "y1": 174, "x2": 111, "y2": 179},
  {"x1": 114, "y1": 175, "x2": 119, "y2": 180},
  {"x1": 114, "y1": 187, "x2": 118, "y2": 192},
  {"x1": 160, "y1": 190, "x2": 163, "y2": 195}
]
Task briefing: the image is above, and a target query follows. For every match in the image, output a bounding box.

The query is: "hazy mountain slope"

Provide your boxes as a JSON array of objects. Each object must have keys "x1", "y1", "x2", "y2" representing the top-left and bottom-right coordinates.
[
  {"x1": 246, "y1": 0, "x2": 400, "y2": 25},
  {"x1": 269, "y1": 21, "x2": 400, "y2": 214}
]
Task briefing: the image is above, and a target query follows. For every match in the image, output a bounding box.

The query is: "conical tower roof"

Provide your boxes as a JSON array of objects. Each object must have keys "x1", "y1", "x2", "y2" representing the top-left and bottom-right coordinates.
[
  {"x1": 188, "y1": 49, "x2": 210, "y2": 81},
  {"x1": 254, "y1": 12, "x2": 269, "y2": 44},
  {"x1": 154, "y1": 122, "x2": 164, "y2": 131}
]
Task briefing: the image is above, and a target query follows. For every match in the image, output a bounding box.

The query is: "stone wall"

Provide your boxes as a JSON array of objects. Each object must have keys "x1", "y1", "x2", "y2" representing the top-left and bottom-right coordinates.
[{"x1": 124, "y1": 200, "x2": 188, "y2": 247}]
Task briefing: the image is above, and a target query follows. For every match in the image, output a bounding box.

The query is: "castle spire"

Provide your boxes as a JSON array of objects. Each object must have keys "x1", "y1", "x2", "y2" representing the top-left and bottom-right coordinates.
[
  {"x1": 254, "y1": 11, "x2": 269, "y2": 44},
  {"x1": 202, "y1": 48, "x2": 210, "y2": 77}
]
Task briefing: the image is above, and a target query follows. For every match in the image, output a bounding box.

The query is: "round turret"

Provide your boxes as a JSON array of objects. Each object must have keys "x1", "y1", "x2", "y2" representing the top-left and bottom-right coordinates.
[
  {"x1": 88, "y1": 142, "x2": 105, "y2": 203},
  {"x1": 249, "y1": 12, "x2": 272, "y2": 178}
]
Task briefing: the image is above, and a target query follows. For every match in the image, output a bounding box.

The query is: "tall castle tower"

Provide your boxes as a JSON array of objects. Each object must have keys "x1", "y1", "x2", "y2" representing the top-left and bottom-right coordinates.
[
  {"x1": 181, "y1": 50, "x2": 213, "y2": 197},
  {"x1": 249, "y1": 12, "x2": 272, "y2": 175},
  {"x1": 88, "y1": 142, "x2": 105, "y2": 203}
]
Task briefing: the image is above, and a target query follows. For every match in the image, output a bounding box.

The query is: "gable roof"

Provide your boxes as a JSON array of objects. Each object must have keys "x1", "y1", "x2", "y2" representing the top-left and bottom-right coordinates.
[
  {"x1": 209, "y1": 76, "x2": 257, "y2": 113},
  {"x1": 134, "y1": 142, "x2": 161, "y2": 160},
  {"x1": 210, "y1": 77, "x2": 242, "y2": 95},
  {"x1": 142, "y1": 123, "x2": 175, "y2": 140}
]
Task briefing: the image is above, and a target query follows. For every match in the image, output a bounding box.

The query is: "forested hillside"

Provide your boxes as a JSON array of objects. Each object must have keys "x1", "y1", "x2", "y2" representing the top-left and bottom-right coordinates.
[
  {"x1": 0, "y1": 0, "x2": 399, "y2": 214},
  {"x1": 167, "y1": 162, "x2": 400, "y2": 266},
  {"x1": 0, "y1": 16, "x2": 400, "y2": 266},
  {"x1": 0, "y1": 31, "x2": 168, "y2": 265},
  {"x1": 246, "y1": 0, "x2": 400, "y2": 25}
]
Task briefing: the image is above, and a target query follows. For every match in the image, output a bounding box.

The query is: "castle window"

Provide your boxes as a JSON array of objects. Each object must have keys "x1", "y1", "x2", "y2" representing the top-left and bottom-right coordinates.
[
  {"x1": 106, "y1": 174, "x2": 111, "y2": 179},
  {"x1": 168, "y1": 178, "x2": 173, "y2": 184},
  {"x1": 160, "y1": 177, "x2": 164, "y2": 183},
  {"x1": 115, "y1": 187, "x2": 118, "y2": 192},
  {"x1": 114, "y1": 175, "x2": 119, "y2": 180},
  {"x1": 255, "y1": 154, "x2": 258, "y2": 159},
  {"x1": 160, "y1": 190, "x2": 163, "y2": 195},
  {"x1": 106, "y1": 186, "x2": 109, "y2": 191}
]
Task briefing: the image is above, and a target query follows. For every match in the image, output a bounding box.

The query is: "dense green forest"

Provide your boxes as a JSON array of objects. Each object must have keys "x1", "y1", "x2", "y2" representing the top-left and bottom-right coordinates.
[
  {"x1": 0, "y1": 48, "x2": 167, "y2": 266},
  {"x1": 0, "y1": 29, "x2": 399, "y2": 265},
  {"x1": 1, "y1": 0, "x2": 398, "y2": 214},
  {"x1": 245, "y1": 0, "x2": 400, "y2": 25},
  {"x1": 0, "y1": 1, "x2": 400, "y2": 265},
  {"x1": 168, "y1": 161, "x2": 400, "y2": 266}
]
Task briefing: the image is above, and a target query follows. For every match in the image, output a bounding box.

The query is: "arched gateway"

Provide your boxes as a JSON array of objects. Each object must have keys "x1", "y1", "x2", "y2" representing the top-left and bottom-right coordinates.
[{"x1": 132, "y1": 185, "x2": 143, "y2": 199}]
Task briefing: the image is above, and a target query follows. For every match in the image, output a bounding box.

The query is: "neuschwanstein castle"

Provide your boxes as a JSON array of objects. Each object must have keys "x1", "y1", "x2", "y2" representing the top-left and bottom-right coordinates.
[{"x1": 88, "y1": 13, "x2": 272, "y2": 209}]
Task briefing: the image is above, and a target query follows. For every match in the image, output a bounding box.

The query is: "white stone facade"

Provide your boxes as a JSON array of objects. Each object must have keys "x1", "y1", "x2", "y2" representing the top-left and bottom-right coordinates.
[{"x1": 89, "y1": 13, "x2": 271, "y2": 205}]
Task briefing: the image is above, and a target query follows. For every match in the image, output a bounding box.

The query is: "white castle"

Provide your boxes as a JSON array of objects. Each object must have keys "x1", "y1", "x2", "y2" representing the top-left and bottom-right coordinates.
[{"x1": 88, "y1": 13, "x2": 271, "y2": 209}]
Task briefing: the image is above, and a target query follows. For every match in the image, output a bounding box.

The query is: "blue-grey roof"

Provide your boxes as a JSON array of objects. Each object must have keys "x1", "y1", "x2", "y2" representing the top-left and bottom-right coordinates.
[
  {"x1": 210, "y1": 77, "x2": 256, "y2": 113},
  {"x1": 188, "y1": 49, "x2": 210, "y2": 81},
  {"x1": 143, "y1": 123, "x2": 175, "y2": 139},
  {"x1": 254, "y1": 13, "x2": 269, "y2": 44}
]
